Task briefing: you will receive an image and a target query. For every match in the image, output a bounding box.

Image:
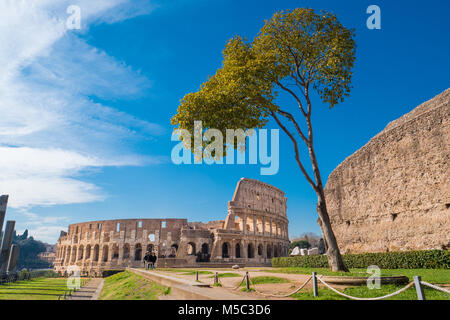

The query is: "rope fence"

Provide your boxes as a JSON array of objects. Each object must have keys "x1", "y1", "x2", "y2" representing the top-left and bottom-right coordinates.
[{"x1": 196, "y1": 270, "x2": 450, "y2": 300}]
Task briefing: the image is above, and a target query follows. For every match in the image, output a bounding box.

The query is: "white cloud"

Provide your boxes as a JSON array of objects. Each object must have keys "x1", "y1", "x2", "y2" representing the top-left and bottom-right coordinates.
[{"x1": 0, "y1": 0, "x2": 164, "y2": 209}]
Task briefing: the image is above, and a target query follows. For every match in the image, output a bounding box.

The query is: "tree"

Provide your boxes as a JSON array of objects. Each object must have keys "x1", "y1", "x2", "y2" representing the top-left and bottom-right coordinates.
[
  {"x1": 290, "y1": 240, "x2": 311, "y2": 250},
  {"x1": 171, "y1": 8, "x2": 356, "y2": 271}
]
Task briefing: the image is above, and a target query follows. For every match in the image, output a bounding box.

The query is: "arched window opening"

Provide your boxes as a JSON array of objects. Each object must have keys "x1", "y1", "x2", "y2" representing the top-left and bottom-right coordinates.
[
  {"x1": 235, "y1": 243, "x2": 241, "y2": 258},
  {"x1": 222, "y1": 242, "x2": 230, "y2": 258},
  {"x1": 123, "y1": 244, "x2": 130, "y2": 259},
  {"x1": 134, "y1": 243, "x2": 142, "y2": 261},
  {"x1": 112, "y1": 244, "x2": 119, "y2": 259},
  {"x1": 187, "y1": 242, "x2": 196, "y2": 255},
  {"x1": 103, "y1": 245, "x2": 109, "y2": 262},
  {"x1": 93, "y1": 245, "x2": 99, "y2": 262},
  {"x1": 247, "y1": 243, "x2": 254, "y2": 259},
  {"x1": 257, "y1": 244, "x2": 263, "y2": 256}
]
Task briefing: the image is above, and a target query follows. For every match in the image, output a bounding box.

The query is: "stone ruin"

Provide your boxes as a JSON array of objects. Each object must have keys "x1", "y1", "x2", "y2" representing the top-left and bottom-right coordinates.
[
  {"x1": 54, "y1": 178, "x2": 290, "y2": 276},
  {"x1": 325, "y1": 89, "x2": 450, "y2": 253},
  {"x1": 0, "y1": 195, "x2": 20, "y2": 276}
]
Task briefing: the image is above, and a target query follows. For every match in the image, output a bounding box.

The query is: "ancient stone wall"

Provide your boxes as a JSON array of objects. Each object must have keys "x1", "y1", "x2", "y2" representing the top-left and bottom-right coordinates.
[{"x1": 325, "y1": 89, "x2": 450, "y2": 253}]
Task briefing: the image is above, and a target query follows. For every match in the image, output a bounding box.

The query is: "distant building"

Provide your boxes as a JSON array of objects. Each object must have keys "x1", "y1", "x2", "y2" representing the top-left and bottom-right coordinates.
[{"x1": 38, "y1": 252, "x2": 56, "y2": 264}]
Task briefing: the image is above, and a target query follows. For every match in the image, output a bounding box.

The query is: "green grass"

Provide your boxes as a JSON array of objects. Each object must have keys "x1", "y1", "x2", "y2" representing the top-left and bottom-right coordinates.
[
  {"x1": 209, "y1": 272, "x2": 241, "y2": 278},
  {"x1": 99, "y1": 271, "x2": 170, "y2": 300},
  {"x1": 243, "y1": 276, "x2": 290, "y2": 286},
  {"x1": 0, "y1": 277, "x2": 72, "y2": 300},
  {"x1": 268, "y1": 267, "x2": 450, "y2": 284},
  {"x1": 182, "y1": 270, "x2": 213, "y2": 275},
  {"x1": 292, "y1": 285, "x2": 450, "y2": 300}
]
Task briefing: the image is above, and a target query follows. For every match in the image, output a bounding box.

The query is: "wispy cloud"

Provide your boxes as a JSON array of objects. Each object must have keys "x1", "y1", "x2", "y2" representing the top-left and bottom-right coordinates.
[{"x1": 0, "y1": 0, "x2": 164, "y2": 210}]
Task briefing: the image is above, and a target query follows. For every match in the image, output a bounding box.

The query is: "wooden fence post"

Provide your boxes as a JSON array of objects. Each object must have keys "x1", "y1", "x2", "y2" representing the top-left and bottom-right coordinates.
[
  {"x1": 414, "y1": 276, "x2": 426, "y2": 300},
  {"x1": 312, "y1": 272, "x2": 318, "y2": 297}
]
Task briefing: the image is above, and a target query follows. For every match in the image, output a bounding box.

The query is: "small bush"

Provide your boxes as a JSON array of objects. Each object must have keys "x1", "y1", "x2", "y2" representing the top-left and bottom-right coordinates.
[{"x1": 272, "y1": 250, "x2": 450, "y2": 269}]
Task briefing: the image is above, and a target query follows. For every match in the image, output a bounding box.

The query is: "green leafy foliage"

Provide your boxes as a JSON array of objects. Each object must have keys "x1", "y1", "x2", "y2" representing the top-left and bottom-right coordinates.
[
  {"x1": 171, "y1": 8, "x2": 356, "y2": 157},
  {"x1": 12, "y1": 231, "x2": 50, "y2": 270},
  {"x1": 290, "y1": 240, "x2": 311, "y2": 249},
  {"x1": 272, "y1": 250, "x2": 450, "y2": 269}
]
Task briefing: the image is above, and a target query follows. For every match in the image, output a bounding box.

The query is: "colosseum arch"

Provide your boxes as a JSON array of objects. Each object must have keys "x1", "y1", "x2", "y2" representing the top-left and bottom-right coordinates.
[
  {"x1": 123, "y1": 243, "x2": 130, "y2": 259},
  {"x1": 146, "y1": 244, "x2": 154, "y2": 253},
  {"x1": 112, "y1": 244, "x2": 119, "y2": 259},
  {"x1": 93, "y1": 244, "x2": 99, "y2": 261},
  {"x1": 266, "y1": 244, "x2": 272, "y2": 259},
  {"x1": 102, "y1": 245, "x2": 109, "y2": 262},
  {"x1": 273, "y1": 244, "x2": 279, "y2": 258},
  {"x1": 169, "y1": 244, "x2": 178, "y2": 257},
  {"x1": 201, "y1": 243, "x2": 208, "y2": 254},
  {"x1": 222, "y1": 242, "x2": 230, "y2": 258},
  {"x1": 85, "y1": 244, "x2": 91, "y2": 260},
  {"x1": 257, "y1": 244, "x2": 263, "y2": 256},
  {"x1": 78, "y1": 245, "x2": 84, "y2": 260},
  {"x1": 235, "y1": 243, "x2": 241, "y2": 258},
  {"x1": 134, "y1": 243, "x2": 142, "y2": 261},
  {"x1": 71, "y1": 246, "x2": 77, "y2": 263},
  {"x1": 247, "y1": 243, "x2": 254, "y2": 259},
  {"x1": 187, "y1": 242, "x2": 196, "y2": 255}
]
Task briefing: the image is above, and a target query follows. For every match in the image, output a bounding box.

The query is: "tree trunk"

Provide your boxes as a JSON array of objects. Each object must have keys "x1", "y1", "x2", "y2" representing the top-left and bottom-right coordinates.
[{"x1": 316, "y1": 188, "x2": 348, "y2": 272}]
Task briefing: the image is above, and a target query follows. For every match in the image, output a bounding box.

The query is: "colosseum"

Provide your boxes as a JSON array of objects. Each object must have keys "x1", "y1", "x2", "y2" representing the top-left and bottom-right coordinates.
[
  {"x1": 325, "y1": 88, "x2": 450, "y2": 254},
  {"x1": 54, "y1": 178, "x2": 290, "y2": 276}
]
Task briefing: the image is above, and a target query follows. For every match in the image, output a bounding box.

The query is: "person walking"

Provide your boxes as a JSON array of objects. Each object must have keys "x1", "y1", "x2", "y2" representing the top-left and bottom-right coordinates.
[
  {"x1": 143, "y1": 251, "x2": 151, "y2": 270},
  {"x1": 150, "y1": 252, "x2": 157, "y2": 269}
]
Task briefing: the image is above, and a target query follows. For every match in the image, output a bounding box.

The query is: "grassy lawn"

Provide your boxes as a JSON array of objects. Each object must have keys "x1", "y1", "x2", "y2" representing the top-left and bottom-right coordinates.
[
  {"x1": 291, "y1": 285, "x2": 449, "y2": 300},
  {"x1": 263, "y1": 267, "x2": 449, "y2": 300},
  {"x1": 99, "y1": 271, "x2": 170, "y2": 300},
  {"x1": 209, "y1": 272, "x2": 241, "y2": 278},
  {"x1": 182, "y1": 270, "x2": 213, "y2": 275},
  {"x1": 0, "y1": 277, "x2": 70, "y2": 300},
  {"x1": 244, "y1": 276, "x2": 290, "y2": 286},
  {"x1": 267, "y1": 267, "x2": 450, "y2": 284}
]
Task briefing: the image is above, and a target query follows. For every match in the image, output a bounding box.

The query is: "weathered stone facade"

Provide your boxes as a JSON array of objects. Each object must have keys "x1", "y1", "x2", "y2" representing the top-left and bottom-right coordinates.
[
  {"x1": 54, "y1": 178, "x2": 290, "y2": 276},
  {"x1": 325, "y1": 89, "x2": 450, "y2": 253}
]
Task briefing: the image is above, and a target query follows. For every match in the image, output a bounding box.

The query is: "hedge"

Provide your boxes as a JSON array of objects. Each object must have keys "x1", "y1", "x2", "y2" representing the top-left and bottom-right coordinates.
[{"x1": 271, "y1": 250, "x2": 450, "y2": 269}]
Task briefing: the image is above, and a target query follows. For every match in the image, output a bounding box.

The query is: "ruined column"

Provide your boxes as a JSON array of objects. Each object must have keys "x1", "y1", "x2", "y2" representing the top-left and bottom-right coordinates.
[
  {"x1": 0, "y1": 195, "x2": 8, "y2": 238},
  {"x1": 7, "y1": 244, "x2": 20, "y2": 273},
  {"x1": 0, "y1": 220, "x2": 15, "y2": 275}
]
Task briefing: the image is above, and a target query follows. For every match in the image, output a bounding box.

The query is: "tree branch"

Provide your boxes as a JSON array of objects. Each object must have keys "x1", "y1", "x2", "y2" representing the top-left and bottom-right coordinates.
[
  {"x1": 277, "y1": 109, "x2": 310, "y2": 146},
  {"x1": 275, "y1": 80, "x2": 308, "y2": 117},
  {"x1": 271, "y1": 110, "x2": 318, "y2": 192}
]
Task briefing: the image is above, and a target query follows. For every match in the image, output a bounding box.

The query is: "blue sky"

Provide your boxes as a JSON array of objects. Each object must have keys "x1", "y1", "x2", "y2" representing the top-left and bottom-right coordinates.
[{"x1": 1, "y1": 0, "x2": 449, "y2": 243}]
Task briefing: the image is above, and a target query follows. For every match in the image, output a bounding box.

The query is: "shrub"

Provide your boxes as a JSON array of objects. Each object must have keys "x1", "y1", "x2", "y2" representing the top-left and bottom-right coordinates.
[{"x1": 272, "y1": 250, "x2": 450, "y2": 269}]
